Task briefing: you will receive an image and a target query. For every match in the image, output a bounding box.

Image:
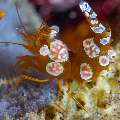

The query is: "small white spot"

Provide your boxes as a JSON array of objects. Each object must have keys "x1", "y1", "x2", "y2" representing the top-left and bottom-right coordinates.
[
  {"x1": 80, "y1": 63, "x2": 93, "y2": 80},
  {"x1": 91, "y1": 45, "x2": 100, "y2": 57},
  {"x1": 99, "y1": 55, "x2": 110, "y2": 66},
  {"x1": 100, "y1": 31, "x2": 111, "y2": 45},
  {"x1": 100, "y1": 38, "x2": 110, "y2": 45},
  {"x1": 39, "y1": 45, "x2": 49, "y2": 56},
  {"x1": 51, "y1": 25, "x2": 59, "y2": 33},
  {"x1": 50, "y1": 25, "x2": 59, "y2": 38},
  {"x1": 108, "y1": 49, "x2": 116, "y2": 57},
  {"x1": 101, "y1": 70, "x2": 108, "y2": 76},
  {"x1": 84, "y1": 11, "x2": 90, "y2": 17},
  {"x1": 91, "y1": 20, "x2": 98, "y2": 25},
  {"x1": 46, "y1": 62, "x2": 64, "y2": 76},
  {"x1": 79, "y1": 1, "x2": 91, "y2": 12},
  {"x1": 107, "y1": 49, "x2": 116, "y2": 61},
  {"x1": 83, "y1": 38, "x2": 94, "y2": 48},
  {"x1": 91, "y1": 23, "x2": 106, "y2": 33},
  {"x1": 90, "y1": 12, "x2": 97, "y2": 19}
]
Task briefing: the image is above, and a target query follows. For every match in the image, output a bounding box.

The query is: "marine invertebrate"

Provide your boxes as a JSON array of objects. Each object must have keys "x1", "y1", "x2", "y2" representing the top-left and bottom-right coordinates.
[
  {"x1": 0, "y1": 1, "x2": 113, "y2": 88},
  {"x1": 0, "y1": 1, "x2": 120, "y2": 119}
]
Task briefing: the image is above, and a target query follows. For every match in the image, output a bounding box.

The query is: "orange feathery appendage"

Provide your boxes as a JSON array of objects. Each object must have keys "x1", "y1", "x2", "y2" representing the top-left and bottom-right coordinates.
[{"x1": 17, "y1": 24, "x2": 51, "y2": 74}]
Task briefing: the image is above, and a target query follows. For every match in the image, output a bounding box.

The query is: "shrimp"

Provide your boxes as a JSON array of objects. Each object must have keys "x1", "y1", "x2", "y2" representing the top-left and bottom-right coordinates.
[{"x1": 0, "y1": 0, "x2": 114, "y2": 112}]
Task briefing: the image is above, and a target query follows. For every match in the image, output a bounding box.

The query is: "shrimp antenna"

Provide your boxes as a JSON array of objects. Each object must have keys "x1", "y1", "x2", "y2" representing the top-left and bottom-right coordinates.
[
  {"x1": 15, "y1": 2, "x2": 27, "y2": 32},
  {"x1": 0, "y1": 3, "x2": 27, "y2": 47},
  {"x1": 0, "y1": 41, "x2": 23, "y2": 46},
  {"x1": 0, "y1": 3, "x2": 51, "y2": 46}
]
